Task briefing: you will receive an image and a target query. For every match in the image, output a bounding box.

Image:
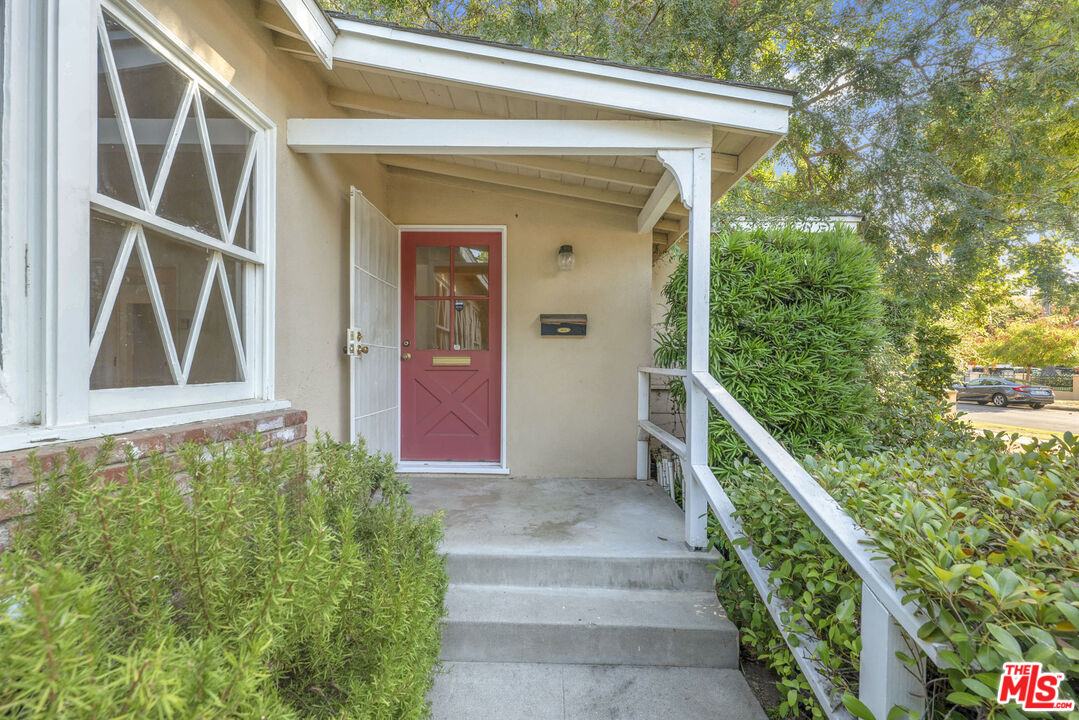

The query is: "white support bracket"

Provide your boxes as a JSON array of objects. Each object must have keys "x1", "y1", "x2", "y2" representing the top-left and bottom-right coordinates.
[{"x1": 637, "y1": 171, "x2": 680, "y2": 234}]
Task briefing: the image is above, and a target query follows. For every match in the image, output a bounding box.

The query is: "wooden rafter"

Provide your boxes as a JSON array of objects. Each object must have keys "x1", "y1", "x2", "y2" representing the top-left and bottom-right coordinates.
[{"x1": 379, "y1": 155, "x2": 648, "y2": 209}]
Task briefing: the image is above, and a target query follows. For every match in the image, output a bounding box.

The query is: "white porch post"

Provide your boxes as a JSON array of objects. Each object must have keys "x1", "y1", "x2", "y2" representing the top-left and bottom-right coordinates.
[
  {"x1": 637, "y1": 370, "x2": 650, "y2": 481},
  {"x1": 859, "y1": 590, "x2": 927, "y2": 720},
  {"x1": 658, "y1": 147, "x2": 711, "y2": 550}
]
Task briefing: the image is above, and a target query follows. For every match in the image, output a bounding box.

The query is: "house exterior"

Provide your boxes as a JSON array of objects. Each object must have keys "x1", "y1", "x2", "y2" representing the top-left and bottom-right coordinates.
[{"x1": 0, "y1": 0, "x2": 795, "y2": 514}]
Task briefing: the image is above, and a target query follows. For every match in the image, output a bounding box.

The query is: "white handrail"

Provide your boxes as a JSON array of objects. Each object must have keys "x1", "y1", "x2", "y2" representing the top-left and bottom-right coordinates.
[
  {"x1": 638, "y1": 366, "x2": 941, "y2": 719},
  {"x1": 691, "y1": 371, "x2": 943, "y2": 665}
]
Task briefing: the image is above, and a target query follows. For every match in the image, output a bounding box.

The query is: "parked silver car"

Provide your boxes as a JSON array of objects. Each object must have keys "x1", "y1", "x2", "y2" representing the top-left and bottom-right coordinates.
[{"x1": 953, "y1": 377, "x2": 1055, "y2": 409}]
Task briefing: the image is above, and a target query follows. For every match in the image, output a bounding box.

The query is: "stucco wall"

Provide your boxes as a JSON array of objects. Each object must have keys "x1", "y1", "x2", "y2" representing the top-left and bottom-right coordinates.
[
  {"x1": 389, "y1": 171, "x2": 654, "y2": 478},
  {"x1": 136, "y1": 0, "x2": 387, "y2": 439}
]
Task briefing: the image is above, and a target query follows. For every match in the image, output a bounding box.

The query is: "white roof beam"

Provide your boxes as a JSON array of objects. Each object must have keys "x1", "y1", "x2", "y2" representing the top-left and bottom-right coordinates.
[
  {"x1": 637, "y1": 171, "x2": 683, "y2": 233},
  {"x1": 328, "y1": 86, "x2": 484, "y2": 119},
  {"x1": 287, "y1": 119, "x2": 714, "y2": 156},
  {"x1": 332, "y1": 18, "x2": 791, "y2": 135},
  {"x1": 263, "y1": 0, "x2": 336, "y2": 68},
  {"x1": 712, "y1": 152, "x2": 737, "y2": 174},
  {"x1": 273, "y1": 34, "x2": 320, "y2": 61},
  {"x1": 380, "y1": 155, "x2": 647, "y2": 209},
  {"x1": 470, "y1": 155, "x2": 663, "y2": 189},
  {"x1": 711, "y1": 135, "x2": 784, "y2": 202}
]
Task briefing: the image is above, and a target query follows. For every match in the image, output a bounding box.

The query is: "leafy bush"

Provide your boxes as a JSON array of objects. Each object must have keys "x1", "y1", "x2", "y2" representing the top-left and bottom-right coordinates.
[
  {"x1": 912, "y1": 323, "x2": 961, "y2": 395},
  {"x1": 863, "y1": 343, "x2": 971, "y2": 454},
  {"x1": 655, "y1": 226, "x2": 884, "y2": 467},
  {"x1": 0, "y1": 433, "x2": 447, "y2": 719},
  {"x1": 712, "y1": 429, "x2": 1079, "y2": 720}
]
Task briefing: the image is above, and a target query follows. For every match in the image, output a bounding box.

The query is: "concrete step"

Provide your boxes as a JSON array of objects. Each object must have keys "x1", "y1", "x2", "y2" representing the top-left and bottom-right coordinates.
[
  {"x1": 429, "y1": 661, "x2": 768, "y2": 720},
  {"x1": 442, "y1": 584, "x2": 739, "y2": 668},
  {"x1": 447, "y1": 552, "x2": 718, "y2": 592}
]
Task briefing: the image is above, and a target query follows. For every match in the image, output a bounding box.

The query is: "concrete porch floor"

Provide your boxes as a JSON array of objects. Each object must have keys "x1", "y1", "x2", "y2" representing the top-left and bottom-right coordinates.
[
  {"x1": 406, "y1": 475, "x2": 767, "y2": 720},
  {"x1": 406, "y1": 475, "x2": 705, "y2": 557}
]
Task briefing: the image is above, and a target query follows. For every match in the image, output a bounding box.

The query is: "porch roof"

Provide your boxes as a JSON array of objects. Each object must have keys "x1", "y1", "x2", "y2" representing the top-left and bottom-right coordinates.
[{"x1": 264, "y1": 0, "x2": 795, "y2": 236}]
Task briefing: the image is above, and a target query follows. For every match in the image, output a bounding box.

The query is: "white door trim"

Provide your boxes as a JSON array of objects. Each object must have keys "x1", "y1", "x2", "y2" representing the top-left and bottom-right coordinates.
[{"x1": 396, "y1": 224, "x2": 508, "y2": 475}]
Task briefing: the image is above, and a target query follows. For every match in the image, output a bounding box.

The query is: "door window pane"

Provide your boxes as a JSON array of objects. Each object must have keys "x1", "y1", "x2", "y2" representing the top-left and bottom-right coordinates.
[
  {"x1": 455, "y1": 300, "x2": 489, "y2": 350},
  {"x1": 454, "y1": 246, "x2": 489, "y2": 296},
  {"x1": 415, "y1": 246, "x2": 450, "y2": 296},
  {"x1": 415, "y1": 300, "x2": 451, "y2": 350}
]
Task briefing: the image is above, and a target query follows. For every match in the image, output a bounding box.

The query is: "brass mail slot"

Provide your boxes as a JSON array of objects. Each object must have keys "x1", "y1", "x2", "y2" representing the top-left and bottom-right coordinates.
[{"x1": 432, "y1": 356, "x2": 472, "y2": 367}]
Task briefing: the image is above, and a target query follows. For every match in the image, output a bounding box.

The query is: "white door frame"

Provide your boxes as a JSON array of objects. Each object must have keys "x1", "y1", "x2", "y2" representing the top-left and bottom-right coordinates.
[{"x1": 396, "y1": 224, "x2": 508, "y2": 475}]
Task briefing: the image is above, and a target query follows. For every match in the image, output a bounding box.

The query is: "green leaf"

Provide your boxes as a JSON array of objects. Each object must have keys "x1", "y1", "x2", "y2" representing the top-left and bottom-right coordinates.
[
  {"x1": 842, "y1": 693, "x2": 877, "y2": 720},
  {"x1": 946, "y1": 691, "x2": 984, "y2": 707},
  {"x1": 986, "y1": 624, "x2": 1023, "y2": 659}
]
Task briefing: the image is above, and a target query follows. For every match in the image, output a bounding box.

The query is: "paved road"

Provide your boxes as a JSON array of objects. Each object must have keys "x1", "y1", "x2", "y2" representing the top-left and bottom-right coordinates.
[{"x1": 957, "y1": 402, "x2": 1079, "y2": 433}]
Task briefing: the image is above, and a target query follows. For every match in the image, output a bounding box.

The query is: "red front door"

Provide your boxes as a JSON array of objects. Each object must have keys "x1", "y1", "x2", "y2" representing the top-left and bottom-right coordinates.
[{"x1": 401, "y1": 231, "x2": 502, "y2": 462}]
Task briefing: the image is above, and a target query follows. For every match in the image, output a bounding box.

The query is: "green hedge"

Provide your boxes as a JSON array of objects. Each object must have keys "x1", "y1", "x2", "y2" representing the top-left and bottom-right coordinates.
[
  {"x1": 655, "y1": 226, "x2": 884, "y2": 466},
  {"x1": 0, "y1": 433, "x2": 447, "y2": 719},
  {"x1": 713, "y1": 423, "x2": 1079, "y2": 720}
]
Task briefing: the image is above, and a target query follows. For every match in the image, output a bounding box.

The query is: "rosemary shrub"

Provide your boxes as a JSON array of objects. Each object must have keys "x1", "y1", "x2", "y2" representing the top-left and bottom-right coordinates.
[{"x1": 0, "y1": 433, "x2": 446, "y2": 719}]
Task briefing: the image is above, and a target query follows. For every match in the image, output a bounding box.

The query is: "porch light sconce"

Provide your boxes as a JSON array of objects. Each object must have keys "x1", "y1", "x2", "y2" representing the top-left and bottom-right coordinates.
[{"x1": 557, "y1": 244, "x2": 575, "y2": 271}]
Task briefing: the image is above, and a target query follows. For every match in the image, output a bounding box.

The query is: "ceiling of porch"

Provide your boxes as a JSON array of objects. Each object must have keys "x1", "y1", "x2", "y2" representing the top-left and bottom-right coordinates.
[{"x1": 258, "y1": 0, "x2": 782, "y2": 248}]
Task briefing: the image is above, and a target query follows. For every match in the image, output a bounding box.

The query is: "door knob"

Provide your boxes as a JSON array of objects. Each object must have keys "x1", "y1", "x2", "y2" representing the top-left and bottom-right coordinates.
[{"x1": 401, "y1": 352, "x2": 412, "y2": 361}]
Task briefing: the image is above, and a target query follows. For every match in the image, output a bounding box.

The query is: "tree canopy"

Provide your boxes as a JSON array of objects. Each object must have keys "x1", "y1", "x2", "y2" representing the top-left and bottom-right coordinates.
[{"x1": 325, "y1": 0, "x2": 1079, "y2": 322}]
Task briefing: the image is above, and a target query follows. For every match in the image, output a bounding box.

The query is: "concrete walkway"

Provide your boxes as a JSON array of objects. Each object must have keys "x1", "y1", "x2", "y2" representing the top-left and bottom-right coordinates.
[{"x1": 407, "y1": 475, "x2": 766, "y2": 720}]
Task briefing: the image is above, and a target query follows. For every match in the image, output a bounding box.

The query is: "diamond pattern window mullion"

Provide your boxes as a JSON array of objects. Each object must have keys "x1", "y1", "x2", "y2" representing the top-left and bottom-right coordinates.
[
  {"x1": 133, "y1": 228, "x2": 183, "y2": 384},
  {"x1": 215, "y1": 259, "x2": 247, "y2": 381},
  {"x1": 96, "y1": 15, "x2": 150, "y2": 211},
  {"x1": 180, "y1": 252, "x2": 220, "y2": 382},
  {"x1": 91, "y1": 7, "x2": 261, "y2": 395},
  {"x1": 192, "y1": 93, "x2": 230, "y2": 246},
  {"x1": 89, "y1": 223, "x2": 138, "y2": 366},
  {"x1": 227, "y1": 137, "x2": 258, "y2": 245},
  {"x1": 148, "y1": 83, "x2": 197, "y2": 213}
]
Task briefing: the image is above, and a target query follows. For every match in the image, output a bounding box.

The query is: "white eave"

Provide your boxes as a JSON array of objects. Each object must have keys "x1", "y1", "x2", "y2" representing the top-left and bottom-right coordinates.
[
  {"x1": 259, "y1": 0, "x2": 337, "y2": 68},
  {"x1": 266, "y1": 5, "x2": 795, "y2": 236},
  {"x1": 330, "y1": 16, "x2": 793, "y2": 136}
]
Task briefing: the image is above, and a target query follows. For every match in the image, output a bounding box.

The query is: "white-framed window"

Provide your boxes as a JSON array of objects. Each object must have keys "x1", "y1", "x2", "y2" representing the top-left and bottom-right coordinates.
[
  {"x1": 0, "y1": 0, "x2": 27, "y2": 430},
  {"x1": 0, "y1": 0, "x2": 277, "y2": 447}
]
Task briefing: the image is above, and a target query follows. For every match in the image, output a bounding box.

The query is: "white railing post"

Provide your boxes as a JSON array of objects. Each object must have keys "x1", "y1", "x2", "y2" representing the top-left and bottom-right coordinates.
[
  {"x1": 676, "y1": 147, "x2": 712, "y2": 549},
  {"x1": 637, "y1": 370, "x2": 650, "y2": 481},
  {"x1": 859, "y1": 591, "x2": 926, "y2": 720}
]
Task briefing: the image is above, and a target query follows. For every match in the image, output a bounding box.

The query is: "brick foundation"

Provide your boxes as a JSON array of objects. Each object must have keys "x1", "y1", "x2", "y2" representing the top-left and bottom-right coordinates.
[{"x1": 0, "y1": 408, "x2": 307, "y2": 548}]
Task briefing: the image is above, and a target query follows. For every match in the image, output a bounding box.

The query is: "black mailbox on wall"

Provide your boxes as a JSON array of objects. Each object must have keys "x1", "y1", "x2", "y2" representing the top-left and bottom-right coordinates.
[{"x1": 540, "y1": 314, "x2": 587, "y2": 337}]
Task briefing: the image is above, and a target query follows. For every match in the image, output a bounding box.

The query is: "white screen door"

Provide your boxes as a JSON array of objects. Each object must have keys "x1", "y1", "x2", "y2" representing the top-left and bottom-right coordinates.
[{"x1": 349, "y1": 188, "x2": 400, "y2": 457}]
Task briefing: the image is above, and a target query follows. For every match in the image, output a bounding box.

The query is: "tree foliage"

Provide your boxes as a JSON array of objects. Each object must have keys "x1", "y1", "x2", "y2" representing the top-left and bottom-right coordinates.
[
  {"x1": 978, "y1": 315, "x2": 1079, "y2": 367},
  {"x1": 325, "y1": 0, "x2": 1079, "y2": 319}
]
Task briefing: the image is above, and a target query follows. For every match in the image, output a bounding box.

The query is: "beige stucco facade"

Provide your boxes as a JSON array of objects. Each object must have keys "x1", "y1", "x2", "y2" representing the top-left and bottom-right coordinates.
[
  {"x1": 389, "y1": 172, "x2": 654, "y2": 477},
  {"x1": 131, "y1": 0, "x2": 658, "y2": 479}
]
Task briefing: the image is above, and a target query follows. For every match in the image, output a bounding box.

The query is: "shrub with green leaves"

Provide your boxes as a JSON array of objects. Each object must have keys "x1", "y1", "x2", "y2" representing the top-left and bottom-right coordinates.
[
  {"x1": 712, "y1": 429, "x2": 1079, "y2": 720},
  {"x1": 913, "y1": 323, "x2": 961, "y2": 396},
  {"x1": 655, "y1": 226, "x2": 884, "y2": 467},
  {"x1": 0, "y1": 433, "x2": 447, "y2": 719}
]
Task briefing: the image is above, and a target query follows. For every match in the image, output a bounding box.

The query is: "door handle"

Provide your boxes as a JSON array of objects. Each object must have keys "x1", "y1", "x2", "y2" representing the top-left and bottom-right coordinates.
[{"x1": 401, "y1": 352, "x2": 412, "y2": 361}]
